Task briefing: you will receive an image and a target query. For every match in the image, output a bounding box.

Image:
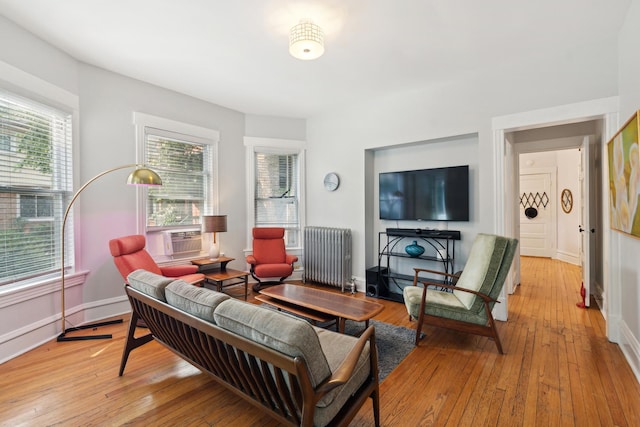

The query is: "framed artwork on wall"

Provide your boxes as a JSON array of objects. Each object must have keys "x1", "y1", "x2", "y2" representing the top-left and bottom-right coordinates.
[
  {"x1": 561, "y1": 189, "x2": 573, "y2": 213},
  {"x1": 607, "y1": 110, "x2": 640, "y2": 238}
]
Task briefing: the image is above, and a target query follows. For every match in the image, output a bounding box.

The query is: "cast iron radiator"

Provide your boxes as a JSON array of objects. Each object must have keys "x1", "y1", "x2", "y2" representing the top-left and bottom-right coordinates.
[{"x1": 303, "y1": 226, "x2": 352, "y2": 291}]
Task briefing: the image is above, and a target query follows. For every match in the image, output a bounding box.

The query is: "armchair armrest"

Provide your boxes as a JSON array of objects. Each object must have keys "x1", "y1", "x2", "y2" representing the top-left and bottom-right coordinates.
[
  {"x1": 285, "y1": 254, "x2": 298, "y2": 265},
  {"x1": 316, "y1": 325, "x2": 376, "y2": 395},
  {"x1": 419, "y1": 281, "x2": 499, "y2": 305},
  {"x1": 160, "y1": 265, "x2": 199, "y2": 277},
  {"x1": 246, "y1": 255, "x2": 256, "y2": 265}
]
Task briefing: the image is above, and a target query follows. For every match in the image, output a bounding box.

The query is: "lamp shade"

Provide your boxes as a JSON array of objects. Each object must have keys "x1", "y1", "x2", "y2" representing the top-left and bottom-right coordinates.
[
  {"x1": 127, "y1": 167, "x2": 162, "y2": 186},
  {"x1": 203, "y1": 215, "x2": 227, "y2": 233},
  {"x1": 289, "y1": 20, "x2": 324, "y2": 60}
]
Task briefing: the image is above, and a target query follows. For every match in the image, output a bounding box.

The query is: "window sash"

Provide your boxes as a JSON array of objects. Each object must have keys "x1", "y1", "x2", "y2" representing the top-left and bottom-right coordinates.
[
  {"x1": 254, "y1": 152, "x2": 300, "y2": 246},
  {"x1": 144, "y1": 129, "x2": 212, "y2": 229},
  {"x1": 0, "y1": 90, "x2": 73, "y2": 286}
]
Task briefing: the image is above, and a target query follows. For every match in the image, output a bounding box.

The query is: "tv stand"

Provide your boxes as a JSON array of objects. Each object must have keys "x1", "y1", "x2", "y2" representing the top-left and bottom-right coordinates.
[{"x1": 366, "y1": 229, "x2": 461, "y2": 302}]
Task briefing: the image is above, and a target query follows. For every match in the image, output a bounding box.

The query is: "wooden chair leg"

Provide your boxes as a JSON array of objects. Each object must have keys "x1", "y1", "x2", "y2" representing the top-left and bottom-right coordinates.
[
  {"x1": 414, "y1": 310, "x2": 425, "y2": 346},
  {"x1": 484, "y1": 302, "x2": 504, "y2": 354},
  {"x1": 372, "y1": 388, "x2": 381, "y2": 427},
  {"x1": 487, "y1": 316, "x2": 504, "y2": 354},
  {"x1": 119, "y1": 311, "x2": 154, "y2": 376}
]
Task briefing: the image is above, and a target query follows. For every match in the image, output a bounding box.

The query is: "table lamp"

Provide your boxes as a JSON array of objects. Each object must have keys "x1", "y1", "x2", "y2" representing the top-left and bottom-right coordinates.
[{"x1": 203, "y1": 215, "x2": 227, "y2": 259}]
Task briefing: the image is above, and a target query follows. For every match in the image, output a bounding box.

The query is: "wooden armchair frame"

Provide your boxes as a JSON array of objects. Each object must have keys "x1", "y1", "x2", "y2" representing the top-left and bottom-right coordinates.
[
  {"x1": 411, "y1": 268, "x2": 504, "y2": 354},
  {"x1": 405, "y1": 234, "x2": 518, "y2": 354}
]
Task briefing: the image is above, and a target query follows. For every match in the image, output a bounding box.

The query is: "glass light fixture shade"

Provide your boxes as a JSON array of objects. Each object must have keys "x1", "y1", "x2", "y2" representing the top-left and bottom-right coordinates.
[
  {"x1": 127, "y1": 167, "x2": 162, "y2": 186},
  {"x1": 289, "y1": 20, "x2": 325, "y2": 60}
]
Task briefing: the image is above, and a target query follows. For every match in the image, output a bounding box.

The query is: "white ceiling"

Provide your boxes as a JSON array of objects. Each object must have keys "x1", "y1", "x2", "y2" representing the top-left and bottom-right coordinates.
[{"x1": 0, "y1": 0, "x2": 631, "y2": 118}]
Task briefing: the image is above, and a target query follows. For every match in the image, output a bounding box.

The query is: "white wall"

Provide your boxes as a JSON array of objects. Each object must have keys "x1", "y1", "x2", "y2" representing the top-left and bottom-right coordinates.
[
  {"x1": 370, "y1": 134, "x2": 479, "y2": 273},
  {"x1": 615, "y1": 0, "x2": 640, "y2": 380},
  {"x1": 76, "y1": 63, "x2": 247, "y2": 305},
  {"x1": 0, "y1": 16, "x2": 303, "y2": 362},
  {"x1": 556, "y1": 149, "x2": 582, "y2": 261},
  {"x1": 306, "y1": 33, "x2": 619, "y2": 284}
]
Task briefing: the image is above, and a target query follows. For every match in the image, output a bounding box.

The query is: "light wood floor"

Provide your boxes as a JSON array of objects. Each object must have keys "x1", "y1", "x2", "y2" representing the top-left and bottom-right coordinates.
[{"x1": 1, "y1": 257, "x2": 639, "y2": 426}]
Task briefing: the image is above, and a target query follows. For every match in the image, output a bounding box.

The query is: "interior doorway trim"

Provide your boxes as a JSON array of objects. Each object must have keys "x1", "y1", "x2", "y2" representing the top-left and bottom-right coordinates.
[{"x1": 492, "y1": 96, "x2": 620, "y2": 341}]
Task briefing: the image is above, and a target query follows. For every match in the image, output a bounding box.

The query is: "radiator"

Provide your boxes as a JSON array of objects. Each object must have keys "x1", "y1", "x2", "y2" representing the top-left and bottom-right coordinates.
[{"x1": 303, "y1": 226, "x2": 352, "y2": 291}]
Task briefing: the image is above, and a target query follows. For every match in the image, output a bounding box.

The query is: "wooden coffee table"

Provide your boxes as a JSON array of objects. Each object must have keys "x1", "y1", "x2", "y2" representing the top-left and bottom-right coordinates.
[{"x1": 256, "y1": 284, "x2": 384, "y2": 333}]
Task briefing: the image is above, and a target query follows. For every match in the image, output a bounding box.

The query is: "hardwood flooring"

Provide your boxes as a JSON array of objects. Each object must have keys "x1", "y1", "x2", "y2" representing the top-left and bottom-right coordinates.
[{"x1": 1, "y1": 256, "x2": 639, "y2": 426}]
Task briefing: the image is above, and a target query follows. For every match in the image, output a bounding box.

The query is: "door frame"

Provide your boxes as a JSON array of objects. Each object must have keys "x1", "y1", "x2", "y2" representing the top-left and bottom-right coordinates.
[{"x1": 492, "y1": 96, "x2": 619, "y2": 341}]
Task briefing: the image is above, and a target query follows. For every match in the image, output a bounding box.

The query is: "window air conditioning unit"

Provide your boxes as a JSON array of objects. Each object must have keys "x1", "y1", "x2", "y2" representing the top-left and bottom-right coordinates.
[{"x1": 162, "y1": 230, "x2": 202, "y2": 256}]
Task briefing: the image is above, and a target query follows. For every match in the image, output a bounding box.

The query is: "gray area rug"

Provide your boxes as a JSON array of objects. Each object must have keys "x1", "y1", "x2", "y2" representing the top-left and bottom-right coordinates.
[{"x1": 342, "y1": 319, "x2": 416, "y2": 382}]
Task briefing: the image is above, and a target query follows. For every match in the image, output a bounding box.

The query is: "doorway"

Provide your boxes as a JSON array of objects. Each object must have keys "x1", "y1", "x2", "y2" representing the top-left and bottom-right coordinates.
[{"x1": 491, "y1": 97, "x2": 618, "y2": 338}]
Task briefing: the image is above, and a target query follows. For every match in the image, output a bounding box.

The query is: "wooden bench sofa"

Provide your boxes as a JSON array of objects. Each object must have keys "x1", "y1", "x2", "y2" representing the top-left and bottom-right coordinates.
[{"x1": 120, "y1": 270, "x2": 380, "y2": 427}]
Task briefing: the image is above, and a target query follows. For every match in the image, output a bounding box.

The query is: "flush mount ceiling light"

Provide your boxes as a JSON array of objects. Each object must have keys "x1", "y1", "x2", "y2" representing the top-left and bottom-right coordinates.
[{"x1": 289, "y1": 19, "x2": 324, "y2": 60}]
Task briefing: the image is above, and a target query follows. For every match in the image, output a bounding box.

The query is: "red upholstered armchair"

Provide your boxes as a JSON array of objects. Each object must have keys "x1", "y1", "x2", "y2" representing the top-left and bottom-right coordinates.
[
  {"x1": 109, "y1": 235, "x2": 204, "y2": 286},
  {"x1": 246, "y1": 227, "x2": 298, "y2": 291}
]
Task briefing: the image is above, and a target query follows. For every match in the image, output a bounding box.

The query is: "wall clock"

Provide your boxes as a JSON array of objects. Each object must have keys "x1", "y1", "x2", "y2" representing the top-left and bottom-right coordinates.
[{"x1": 323, "y1": 172, "x2": 340, "y2": 191}]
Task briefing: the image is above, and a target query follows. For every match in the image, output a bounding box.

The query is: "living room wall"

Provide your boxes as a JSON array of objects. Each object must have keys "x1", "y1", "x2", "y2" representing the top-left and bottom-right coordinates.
[
  {"x1": 368, "y1": 134, "x2": 479, "y2": 271},
  {"x1": 616, "y1": 0, "x2": 640, "y2": 379},
  {"x1": 0, "y1": 15, "x2": 302, "y2": 362},
  {"x1": 306, "y1": 34, "x2": 619, "y2": 288}
]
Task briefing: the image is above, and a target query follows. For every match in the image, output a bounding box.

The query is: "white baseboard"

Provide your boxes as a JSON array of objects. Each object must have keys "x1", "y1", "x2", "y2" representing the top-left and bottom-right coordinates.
[
  {"x1": 619, "y1": 320, "x2": 640, "y2": 385},
  {"x1": 555, "y1": 250, "x2": 580, "y2": 265},
  {"x1": 0, "y1": 296, "x2": 130, "y2": 364}
]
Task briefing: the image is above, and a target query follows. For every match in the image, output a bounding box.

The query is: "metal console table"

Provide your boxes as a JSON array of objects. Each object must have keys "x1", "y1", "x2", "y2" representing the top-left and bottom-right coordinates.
[{"x1": 371, "y1": 228, "x2": 461, "y2": 302}]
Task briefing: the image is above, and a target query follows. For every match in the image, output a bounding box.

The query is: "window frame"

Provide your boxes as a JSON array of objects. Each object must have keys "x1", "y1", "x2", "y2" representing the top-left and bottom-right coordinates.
[
  {"x1": 133, "y1": 112, "x2": 220, "y2": 253},
  {"x1": 0, "y1": 61, "x2": 79, "y2": 290},
  {"x1": 244, "y1": 137, "x2": 306, "y2": 251}
]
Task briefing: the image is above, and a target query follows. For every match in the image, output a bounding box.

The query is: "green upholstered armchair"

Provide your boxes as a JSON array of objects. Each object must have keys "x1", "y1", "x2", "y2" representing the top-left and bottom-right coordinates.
[{"x1": 403, "y1": 233, "x2": 518, "y2": 354}]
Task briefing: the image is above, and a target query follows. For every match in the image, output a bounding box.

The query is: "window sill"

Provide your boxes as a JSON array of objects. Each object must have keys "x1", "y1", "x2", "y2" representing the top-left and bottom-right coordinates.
[{"x1": 0, "y1": 270, "x2": 89, "y2": 309}]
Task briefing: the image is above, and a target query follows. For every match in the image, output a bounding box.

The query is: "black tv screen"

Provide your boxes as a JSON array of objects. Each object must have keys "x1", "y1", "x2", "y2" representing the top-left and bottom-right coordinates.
[{"x1": 379, "y1": 165, "x2": 469, "y2": 221}]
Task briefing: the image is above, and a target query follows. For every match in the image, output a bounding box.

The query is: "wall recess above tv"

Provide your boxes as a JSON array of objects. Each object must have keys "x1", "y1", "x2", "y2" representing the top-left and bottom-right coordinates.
[{"x1": 379, "y1": 165, "x2": 469, "y2": 221}]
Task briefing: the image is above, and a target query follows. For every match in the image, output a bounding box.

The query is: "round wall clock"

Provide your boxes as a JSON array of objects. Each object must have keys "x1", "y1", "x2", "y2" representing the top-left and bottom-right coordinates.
[{"x1": 323, "y1": 172, "x2": 340, "y2": 191}]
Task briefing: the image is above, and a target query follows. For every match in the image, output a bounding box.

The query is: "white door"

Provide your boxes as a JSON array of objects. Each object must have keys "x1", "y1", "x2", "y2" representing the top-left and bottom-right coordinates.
[
  {"x1": 519, "y1": 169, "x2": 555, "y2": 257},
  {"x1": 579, "y1": 137, "x2": 593, "y2": 307}
]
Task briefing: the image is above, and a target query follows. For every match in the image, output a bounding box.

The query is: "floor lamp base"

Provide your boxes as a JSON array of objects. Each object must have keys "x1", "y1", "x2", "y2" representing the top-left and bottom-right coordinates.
[{"x1": 56, "y1": 318, "x2": 123, "y2": 342}]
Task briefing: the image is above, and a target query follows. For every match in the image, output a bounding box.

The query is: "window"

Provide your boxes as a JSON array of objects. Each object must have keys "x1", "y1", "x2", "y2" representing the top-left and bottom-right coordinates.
[
  {"x1": 145, "y1": 132, "x2": 211, "y2": 228},
  {"x1": 0, "y1": 90, "x2": 73, "y2": 286},
  {"x1": 134, "y1": 113, "x2": 219, "y2": 237},
  {"x1": 245, "y1": 137, "x2": 306, "y2": 249}
]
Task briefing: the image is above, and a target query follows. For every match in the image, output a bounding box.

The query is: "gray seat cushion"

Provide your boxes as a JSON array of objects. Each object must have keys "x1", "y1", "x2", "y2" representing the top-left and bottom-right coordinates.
[
  {"x1": 165, "y1": 280, "x2": 230, "y2": 323},
  {"x1": 127, "y1": 269, "x2": 173, "y2": 301},
  {"x1": 313, "y1": 327, "x2": 372, "y2": 427},
  {"x1": 213, "y1": 299, "x2": 332, "y2": 388}
]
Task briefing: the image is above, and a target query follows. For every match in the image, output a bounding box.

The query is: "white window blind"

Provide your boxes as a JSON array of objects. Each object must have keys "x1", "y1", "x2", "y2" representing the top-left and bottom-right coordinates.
[
  {"x1": 0, "y1": 90, "x2": 73, "y2": 286},
  {"x1": 144, "y1": 128, "x2": 212, "y2": 229},
  {"x1": 254, "y1": 151, "x2": 300, "y2": 246}
]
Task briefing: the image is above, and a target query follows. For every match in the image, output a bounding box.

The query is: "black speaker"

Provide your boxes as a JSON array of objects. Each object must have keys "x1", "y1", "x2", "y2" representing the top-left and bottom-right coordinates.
[{"x1": 366, "y1": 267, "x2": 388, "y2": 298}]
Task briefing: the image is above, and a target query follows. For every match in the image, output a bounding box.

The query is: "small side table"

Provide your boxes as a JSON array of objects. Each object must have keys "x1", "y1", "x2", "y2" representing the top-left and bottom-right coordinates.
[
  {"x1": 191, "y1": 256, "x2": 234, "y2": 272},
  {"x1": 203, "y1": 269, "x2": 249, "y2": 301},
  {"x1": 191, "y1": 257, "x2": 249, "y2": 300}
]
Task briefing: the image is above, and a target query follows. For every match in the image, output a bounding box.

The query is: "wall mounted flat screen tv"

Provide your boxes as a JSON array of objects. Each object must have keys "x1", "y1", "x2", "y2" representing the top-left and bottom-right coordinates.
[{"x1": 379, "y1": 165, "x2": 469, "y2": 221}]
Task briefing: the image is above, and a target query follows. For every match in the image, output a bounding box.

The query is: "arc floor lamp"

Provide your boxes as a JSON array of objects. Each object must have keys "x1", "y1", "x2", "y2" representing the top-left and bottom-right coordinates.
[{"x1": 57, "y1": 164, "x2": 162, "y2": 342}]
